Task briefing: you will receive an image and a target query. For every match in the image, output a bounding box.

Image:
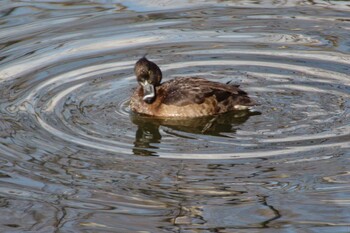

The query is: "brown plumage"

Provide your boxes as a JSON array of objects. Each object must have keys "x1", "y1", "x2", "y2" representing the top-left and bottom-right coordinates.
[{"x1": 130, "y1": 57, "x2": 255, "y2": 117}]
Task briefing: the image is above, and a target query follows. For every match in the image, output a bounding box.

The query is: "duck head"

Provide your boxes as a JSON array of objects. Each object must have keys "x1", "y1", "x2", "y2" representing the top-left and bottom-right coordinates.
[{"x1": 134, "y1": 57, "x2": 162, "y2": 104}]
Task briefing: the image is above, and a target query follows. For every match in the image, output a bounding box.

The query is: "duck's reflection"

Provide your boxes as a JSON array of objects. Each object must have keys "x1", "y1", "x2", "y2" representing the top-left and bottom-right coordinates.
[
  {"x1": 131, "y1": 110, "x2": 260, "y2": 156},
  {"x1": 133, "y1": 121, "x2": 162, "y2": 156}
]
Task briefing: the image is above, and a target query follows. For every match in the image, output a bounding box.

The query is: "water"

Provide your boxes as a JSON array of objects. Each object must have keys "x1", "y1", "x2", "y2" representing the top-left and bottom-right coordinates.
[{"x1": 0, "y1": 0, "x2": 350, "y2": 232}]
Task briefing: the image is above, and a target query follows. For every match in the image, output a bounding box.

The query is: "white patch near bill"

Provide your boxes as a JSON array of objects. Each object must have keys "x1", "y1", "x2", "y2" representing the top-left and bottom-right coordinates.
[{"x1": 234, "y1": 105, "x2": 250, "y2": 110}]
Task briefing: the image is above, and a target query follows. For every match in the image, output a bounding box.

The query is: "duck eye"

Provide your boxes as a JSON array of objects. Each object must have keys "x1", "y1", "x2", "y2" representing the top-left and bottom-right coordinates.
[{"x1": 148, "y1": 70, "x2": 155, "y2": 83}]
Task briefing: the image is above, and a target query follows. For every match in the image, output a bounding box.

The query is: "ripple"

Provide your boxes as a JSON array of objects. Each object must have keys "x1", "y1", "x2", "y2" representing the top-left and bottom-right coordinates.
[
  {"x1": 3, "y1": 44, "x2": 350, "y2": 158},
  {"x1": 7, "y1": 51, "x2": 347, "y2": 158}
]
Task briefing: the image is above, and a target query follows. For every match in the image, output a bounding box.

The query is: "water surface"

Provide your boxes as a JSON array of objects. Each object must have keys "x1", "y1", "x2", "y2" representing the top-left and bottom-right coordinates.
[{"x1": 0, "y1": 0, "x2": 349, "y2": 232}]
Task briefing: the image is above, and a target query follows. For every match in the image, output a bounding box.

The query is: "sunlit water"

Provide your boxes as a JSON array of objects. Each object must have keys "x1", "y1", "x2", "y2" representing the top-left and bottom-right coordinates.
[{"x1": 0, "y1": 0, "x2": 350, "y2": 232}]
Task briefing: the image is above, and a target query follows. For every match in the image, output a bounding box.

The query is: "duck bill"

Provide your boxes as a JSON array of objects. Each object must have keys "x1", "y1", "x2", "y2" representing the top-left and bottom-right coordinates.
[{"x1": 142, "y1": 81, "x2": 156, "y2": 104}]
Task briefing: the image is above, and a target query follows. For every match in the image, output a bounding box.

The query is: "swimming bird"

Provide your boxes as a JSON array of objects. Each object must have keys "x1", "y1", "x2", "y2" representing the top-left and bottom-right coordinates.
[{"x1": 130, "y1": 57, "x2": 255, "y2": 117}]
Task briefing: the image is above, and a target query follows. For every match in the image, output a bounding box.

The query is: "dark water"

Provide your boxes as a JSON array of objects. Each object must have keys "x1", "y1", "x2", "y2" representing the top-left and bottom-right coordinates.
[{"x1": 1, "y1": 0, "x2": 350, "y2": 232}]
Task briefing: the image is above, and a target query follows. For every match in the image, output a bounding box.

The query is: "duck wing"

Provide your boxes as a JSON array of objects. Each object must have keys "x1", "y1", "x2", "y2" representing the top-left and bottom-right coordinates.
[{"x1": 161, "y1": 77, "x2": 249, "y2": 107}]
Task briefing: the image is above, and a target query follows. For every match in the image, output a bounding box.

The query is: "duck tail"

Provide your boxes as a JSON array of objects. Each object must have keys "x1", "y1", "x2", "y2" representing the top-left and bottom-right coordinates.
[{"x1": 226, "y1": 80, "x2": 240, "y2": 88}]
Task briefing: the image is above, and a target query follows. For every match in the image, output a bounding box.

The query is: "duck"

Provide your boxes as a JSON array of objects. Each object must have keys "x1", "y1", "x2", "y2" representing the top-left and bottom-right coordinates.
[{"x1": 130, "y1": 57, "x2": 255, "y2": 118}]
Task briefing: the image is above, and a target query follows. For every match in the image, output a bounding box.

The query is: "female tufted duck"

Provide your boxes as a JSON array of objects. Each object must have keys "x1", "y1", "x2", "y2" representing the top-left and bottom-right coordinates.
[{"x1": 130, "y1": 57, "x2": 255, "y2": 117}]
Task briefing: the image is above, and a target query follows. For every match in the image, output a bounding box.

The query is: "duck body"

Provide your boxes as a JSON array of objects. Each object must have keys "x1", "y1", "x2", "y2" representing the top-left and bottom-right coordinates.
[{"x1": 130, "y1": 57, "x2": 255, "y2": 118}]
